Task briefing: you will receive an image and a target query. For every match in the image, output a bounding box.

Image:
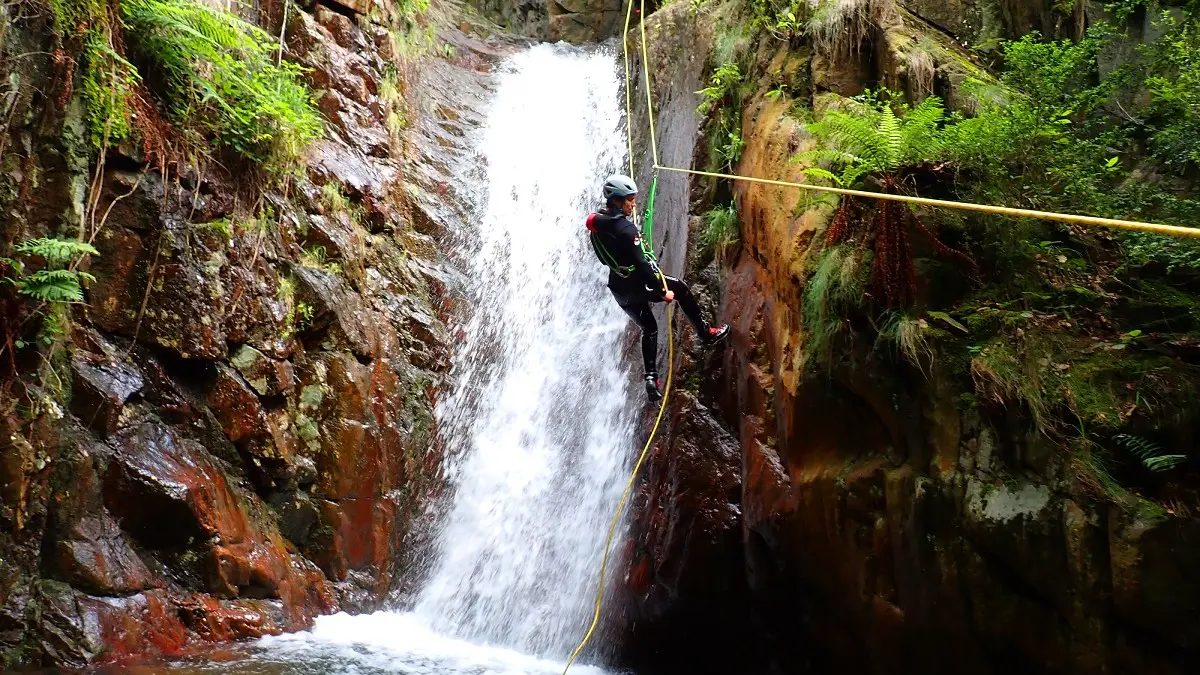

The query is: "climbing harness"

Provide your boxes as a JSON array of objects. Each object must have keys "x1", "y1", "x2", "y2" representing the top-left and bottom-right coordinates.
[
  {"x1": 586, "y1": 219, "x2": 638, "y2": 278},
  {"x1": 562, "y1": 2, "x2": 672, "y2": 674}
]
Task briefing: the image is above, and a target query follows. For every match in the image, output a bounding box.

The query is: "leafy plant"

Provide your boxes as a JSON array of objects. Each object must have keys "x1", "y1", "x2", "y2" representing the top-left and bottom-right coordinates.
[
  {"x1": 696, "y1": 62, "x2": 743, "y2": 116},
  {"x1": 1122, "y1": 231, "x2": 1200, "y2": 274},
  {"x1": 1, "y1": 238, "x2": 99, "y2": 304},
  {"x1": 1114, "y1": 433, "x2": 1187, "y2": 472},
  {"x1": 796, "y1": 93, "x2": 974, "y2": 306},
  {"x1": 803, "y1": 244, "x2": 870, "y2": 364},
  {"x1": 1140, "y1": 8, "x2": 1200, "y2": 170},
  {"x1": 120, "y1": 0, "x2": 322, "y2": 169},
  {"x1": 702, "y1": 203, "x2": 739, "y2": 258},
  {"x1": 696, "y1": 62, "x2": 747, "y2": 172},
  {"x1": 750, "y1": 0, "x2": 808, "y2": 39}
]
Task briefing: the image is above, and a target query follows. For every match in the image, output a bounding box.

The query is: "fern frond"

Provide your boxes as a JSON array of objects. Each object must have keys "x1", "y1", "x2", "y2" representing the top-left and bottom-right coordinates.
[
  {"x1": 15, "y1": 238, "x2": 99, "y2": 265},
  {"x1": 879, "y1": 106, "x2": 902, "y2": 170},
  {"x1": 792, "y1": 147, "x2": 858, "y2": 167},
  {"x1": 1114, "y1": 434, "x2": 1188, "y2": 472},
  {"x1": 18, "y1": 270, "x2": 87, "y2": 302},
  {"x1": 120, "y1": 0, "x2": 321, "y2": 167},
  {"x1": 1143, "y1": 454, "x2": 1188, "y2": 472},
  {"x1": 801, "y1": 167, "x2": 844, "y2": 185},
  {"x1": 900, "y1": 96, "x2": 946, "y2": 164}
]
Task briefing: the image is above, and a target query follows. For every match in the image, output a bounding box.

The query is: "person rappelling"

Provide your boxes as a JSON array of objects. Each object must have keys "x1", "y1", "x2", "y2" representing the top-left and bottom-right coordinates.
[{"x1": 586, "y1": 174, "x2": 730, "y2": 402}]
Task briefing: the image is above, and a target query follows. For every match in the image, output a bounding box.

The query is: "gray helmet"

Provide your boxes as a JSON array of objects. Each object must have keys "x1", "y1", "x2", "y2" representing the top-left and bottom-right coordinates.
[{"x1": 603, "y1": 174, "x2": 638, "y2": 201}]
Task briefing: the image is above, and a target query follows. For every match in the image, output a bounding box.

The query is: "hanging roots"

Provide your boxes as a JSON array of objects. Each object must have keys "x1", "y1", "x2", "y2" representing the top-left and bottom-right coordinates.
[
  {"x1": 825, "y1": 188, "x2": 976, "y2": 308},
  {"x1": 870, "y1": 199, "x2": 915, "y2": 307},
  {"x1": 826, "y1": 197, "x2": 854, "y2": 247},
  {"x1": 914, "y1": 214, "x2": 980, "y2": 282}
]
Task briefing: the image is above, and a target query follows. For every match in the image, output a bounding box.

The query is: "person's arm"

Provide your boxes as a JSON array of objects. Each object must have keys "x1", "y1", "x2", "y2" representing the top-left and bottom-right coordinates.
[{"x1": 615, "y1": 220, "x2": 667, "y2": 296}]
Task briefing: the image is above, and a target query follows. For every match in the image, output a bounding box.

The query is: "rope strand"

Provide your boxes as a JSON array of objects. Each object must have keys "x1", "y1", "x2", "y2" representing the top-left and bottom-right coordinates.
[
  {"x1": 562, "y1": 4, "x2": 675, "y2": 673},
  {"x1": 653, "y1": 166, "x2": 1200, "y2": 238}
]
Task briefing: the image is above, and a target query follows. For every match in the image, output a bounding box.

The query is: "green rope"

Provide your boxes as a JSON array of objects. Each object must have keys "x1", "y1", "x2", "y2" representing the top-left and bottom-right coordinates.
[{"x1": 641, "y1": 172, "x2": 659, "y2": 262}]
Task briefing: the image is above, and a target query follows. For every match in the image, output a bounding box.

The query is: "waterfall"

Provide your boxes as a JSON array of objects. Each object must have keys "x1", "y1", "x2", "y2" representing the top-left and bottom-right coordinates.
[
  {"x1": 235, "y1": 43, "x2": 638, "y2": 675},
  {"x1": 414, "y1": 43, "x2": 636, "y2": 656}
]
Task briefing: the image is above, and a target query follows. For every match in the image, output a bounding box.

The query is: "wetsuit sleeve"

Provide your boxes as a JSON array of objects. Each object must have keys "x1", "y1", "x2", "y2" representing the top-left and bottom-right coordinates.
[{"x1": 615, "y1": 220, "x2": 666, "y2": 296}]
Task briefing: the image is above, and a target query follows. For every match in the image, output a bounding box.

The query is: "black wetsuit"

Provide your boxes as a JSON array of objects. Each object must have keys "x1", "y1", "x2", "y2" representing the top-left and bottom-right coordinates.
[{"x1": 586, "y1": 207, "x2": 710, "y2": 376}]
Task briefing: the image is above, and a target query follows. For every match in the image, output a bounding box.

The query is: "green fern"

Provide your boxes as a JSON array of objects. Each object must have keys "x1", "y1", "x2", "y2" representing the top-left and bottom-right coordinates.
[
  {"x1": 16, "y1": 238, "x2": 100, "y2": 265},
  {"x1": 1114, "y1": 434, "x2": 1188, "y2": 472},
  {"x1": 796, "y1": 94, "x2": 949, "y2": 187},
  {"x1": 120, "y1": 0, "x2": 322, "y2": 169},
  {"x1": 19, "y1": 270, "x2": 96, "y2": 303},
  {"x1": 4, "y1": 238, "x2": 99, "y2": 304}
]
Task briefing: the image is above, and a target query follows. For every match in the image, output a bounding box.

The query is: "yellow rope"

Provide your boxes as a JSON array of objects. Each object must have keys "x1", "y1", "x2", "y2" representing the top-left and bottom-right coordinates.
[
  {"x1": 562, "y1": 4, "x2": 675, "y2": 674},
  {"x1": 639, "y1": 0, "x2": 659, "y2": 168},
  {"x1": 559, "y1": 308, "x2": 673, "y2": 675},
  {"x1": 654, "y1": 165, "x2": 1200, "y2": 238},
  {"x1": 622, "y1": 0, "x2": 636, "y2": 177}
]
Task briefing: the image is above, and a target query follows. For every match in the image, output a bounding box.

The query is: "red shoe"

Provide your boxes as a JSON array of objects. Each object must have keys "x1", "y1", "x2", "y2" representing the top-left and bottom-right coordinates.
[{"x1": 704, "y1": 324, "x2": 731, "y2": 346}]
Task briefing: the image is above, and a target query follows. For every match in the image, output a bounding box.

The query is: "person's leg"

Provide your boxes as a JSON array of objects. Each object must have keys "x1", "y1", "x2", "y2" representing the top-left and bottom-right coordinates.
[
  {"x1": 663, "y1": 276, "x2": 709, "y2": 333},
  {"x1": 617, "y1": 298, "x2": 658, "y2": 377},
  {"x1": 662, "y1": 276, "x2": 731, "y2": 345}
]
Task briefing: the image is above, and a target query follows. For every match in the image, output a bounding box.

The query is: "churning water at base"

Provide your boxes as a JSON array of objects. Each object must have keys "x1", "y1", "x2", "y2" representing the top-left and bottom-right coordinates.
[{"x1": 140, "y1": 44, "x2": 637, "y2": 675}]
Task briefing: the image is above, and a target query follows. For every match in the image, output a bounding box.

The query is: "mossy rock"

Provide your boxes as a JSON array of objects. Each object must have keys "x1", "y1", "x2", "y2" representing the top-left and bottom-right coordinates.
[{"x1": 1114, "y1": 279, "x2": 1200, "y2": 333}]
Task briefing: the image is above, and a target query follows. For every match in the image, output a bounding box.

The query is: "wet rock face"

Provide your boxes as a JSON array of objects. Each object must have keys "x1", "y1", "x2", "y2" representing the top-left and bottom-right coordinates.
[
  {"x1": 620, "y1": 395, "x2": 764, "y2": 674},
  {"x1": 548, "y1": 0, "x2": 625, "y2": 42},
  {"x1": 0, "y1": 0, "x2": 497, "y2": 667},
  {"x1": 470, "y1": 0, "x2": 550, "y2": 38}
]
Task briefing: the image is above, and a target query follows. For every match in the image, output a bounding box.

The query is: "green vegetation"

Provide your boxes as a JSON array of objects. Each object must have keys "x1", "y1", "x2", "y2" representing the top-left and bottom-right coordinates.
[
  {"x1": 380, "y1": 71, "x2": 409, "y2": 146},
  {"x1": 799, "y1": 92, "x2": 947, "y2": 190},
  {"x1": 807, "y1": 0, "x2": 889, "y2": 56},
  {"x1": 749, "y1": 0, "x2": 808, "y2": 39},
  {"x1": 875, "y1": 310, "x2": 932, "y2": 372},
  {"x1": 1, "y1": 239, "x2": 98, "y2": 305},
  {"x1": 49, "y1": 0, "x2": 322, "y2": 169},
  {"x1": 760, "y1": 0, "x2": 1200, "y2": 511},
  {"x1": 697, "y1": 61, "x2": 747, "y2": 171},
  {"x1": 701, "y1": 202, "x2": 739, "y2": 259},
  {"x1": 802, "y1": 244, "x2": 869, "y2": 364},
  {"x1": 121, "y1": 0, "x2": 321, "y2": 169},
  {"x1": 80, "y1": 28, "x2": 142, "y2": 149},
  {"x1": 301, "y1": 245, "x2": 342, "y2": 275},
  {"x1": 798, "y1": 92, "x2": 974, "y2": 307},
  {"x1": 322, "y1": 182, "x2": 352, "y2": 213},
  {"x1": 1114, "y1": 434, "x2": 1187, "y2": 473},
  {"x1": 276, "y1": 276, "x2": 314, "y2": 340}
]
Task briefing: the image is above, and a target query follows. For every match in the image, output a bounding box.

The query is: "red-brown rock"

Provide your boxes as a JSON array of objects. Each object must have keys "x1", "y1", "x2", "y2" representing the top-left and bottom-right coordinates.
[
  {"x1": 78, "y1": 591, "x2": 190, "y2": 665},
  {"x1": 176, "y1": 595, "x2": 282, "y2": 642},
  {"x1": 206, "y1": 364, "x2": 270, "y2": 444},
  {"x1": 69, "y1": 353, "x2": 143, "y2": 438},
  {"x1": 54, "y1": 513, "x2": 155, "y2": 596},
  {"x1": 230, "y1": 345, "x2": 296, "y2": 397}
]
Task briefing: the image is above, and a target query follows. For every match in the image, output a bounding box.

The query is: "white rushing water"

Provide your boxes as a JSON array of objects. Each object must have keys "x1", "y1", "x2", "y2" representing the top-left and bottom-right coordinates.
[
  {"x1": 210, "y1": 43, "x2": 638, "y2": 675},
  {"x1": 414, "y1": 41, "x2": 635, "y2": 656}
]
